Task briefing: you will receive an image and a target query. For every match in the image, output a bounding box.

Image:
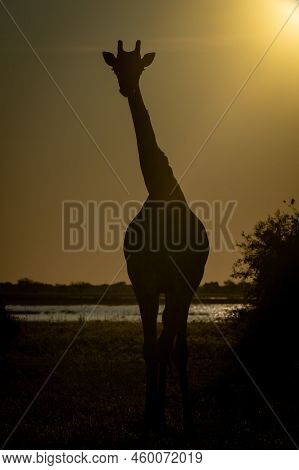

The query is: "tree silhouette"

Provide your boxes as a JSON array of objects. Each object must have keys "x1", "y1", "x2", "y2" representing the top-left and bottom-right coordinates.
[{"x1": 233, "y1": 200, "x2": 299, "y2": 382}]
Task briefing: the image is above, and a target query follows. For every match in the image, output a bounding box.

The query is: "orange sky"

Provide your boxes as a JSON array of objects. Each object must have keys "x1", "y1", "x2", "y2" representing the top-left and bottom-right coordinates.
[{"x1": 1, "y1": 0, "x2": 298, "y2": 284}]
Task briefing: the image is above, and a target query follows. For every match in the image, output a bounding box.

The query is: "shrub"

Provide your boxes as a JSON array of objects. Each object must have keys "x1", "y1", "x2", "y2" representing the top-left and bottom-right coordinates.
[
  {"x1": 0, "y1": 297, "x2": 18, "y2": 356},
  {"x1": 232, "y1": 200, "x2": 299, "y2": 380}
]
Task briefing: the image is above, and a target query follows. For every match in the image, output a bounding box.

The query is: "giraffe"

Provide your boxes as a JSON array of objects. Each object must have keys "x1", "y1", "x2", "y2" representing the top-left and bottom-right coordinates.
[{"x1": 103, "y1": 40, "x2": 209, "y2": 430}]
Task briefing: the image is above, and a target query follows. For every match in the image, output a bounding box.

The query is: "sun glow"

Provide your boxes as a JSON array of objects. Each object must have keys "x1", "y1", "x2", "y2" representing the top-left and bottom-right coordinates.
[{"x1": 275, "y1": 0, "x2": 299, "y2": 30}]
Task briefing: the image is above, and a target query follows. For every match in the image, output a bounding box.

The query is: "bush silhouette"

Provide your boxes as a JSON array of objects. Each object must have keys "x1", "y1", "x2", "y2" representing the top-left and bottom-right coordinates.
[
  {"x1": 0, "y1": 297, "x2": 18, "y2": 357},
  {"x1": 233, "y1": 200, "x2": 299, "y2": 382}
]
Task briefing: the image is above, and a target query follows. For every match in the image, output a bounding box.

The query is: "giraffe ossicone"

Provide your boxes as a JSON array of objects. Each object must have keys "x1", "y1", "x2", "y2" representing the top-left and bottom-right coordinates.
[{"x1": 103, "y1": 40, "x2": 156, "y2": 97}]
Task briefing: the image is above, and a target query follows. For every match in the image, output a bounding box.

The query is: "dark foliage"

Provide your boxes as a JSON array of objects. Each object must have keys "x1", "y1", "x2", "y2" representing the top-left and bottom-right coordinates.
[
  {"x1": 0, "y1": 297, "x2": 18, "y2": 357},
  {"x1": 233, "y1": 200, "x2": 299, "y2": 384},
  {"x1": 0, "y1": 279, "x2": 248, "y2": 305}
]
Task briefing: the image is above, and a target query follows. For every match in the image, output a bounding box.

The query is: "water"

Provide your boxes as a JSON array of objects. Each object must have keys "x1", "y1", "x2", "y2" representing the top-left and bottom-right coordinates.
[{"x1": 7, "y1": 304, "x2": 242, "y2": 323}]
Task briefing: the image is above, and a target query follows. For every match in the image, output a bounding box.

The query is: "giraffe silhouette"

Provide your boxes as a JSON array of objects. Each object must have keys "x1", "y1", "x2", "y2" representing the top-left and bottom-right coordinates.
[{"x1": 103, "y1": 40, "x2": 209, "y2": 430}]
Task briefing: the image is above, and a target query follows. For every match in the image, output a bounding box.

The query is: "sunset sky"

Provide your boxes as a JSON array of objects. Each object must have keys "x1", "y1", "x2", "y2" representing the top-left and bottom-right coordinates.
[{"x1": 1, "y1": 0, "x2": 298, "y2": 285}]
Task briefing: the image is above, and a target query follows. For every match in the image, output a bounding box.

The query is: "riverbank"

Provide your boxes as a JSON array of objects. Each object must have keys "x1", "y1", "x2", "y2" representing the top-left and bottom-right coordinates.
[
  {"x1": 0, "y1": 321, "x2": 297, "y2": 449},
  {"x1": 7, "y1": 303, "x2": 242, "y2": 323},
  {"x1": 0, "y1": 280, "x2": 248, "y2": 305},
  {"x1": 2, "y1": 297, "x2": 246, "y2": 306}
]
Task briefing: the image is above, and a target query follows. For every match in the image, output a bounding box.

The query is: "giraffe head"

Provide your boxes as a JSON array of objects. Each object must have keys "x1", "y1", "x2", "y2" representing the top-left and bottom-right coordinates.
[{"x1": 103, "y1": 40, "x2": 155, "y2": 97}]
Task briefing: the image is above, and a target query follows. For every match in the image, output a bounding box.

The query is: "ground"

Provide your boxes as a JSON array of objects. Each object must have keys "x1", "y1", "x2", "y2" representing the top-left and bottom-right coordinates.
[{"x1": 0, "y1": 321, "x2": 298, "y2": 449}]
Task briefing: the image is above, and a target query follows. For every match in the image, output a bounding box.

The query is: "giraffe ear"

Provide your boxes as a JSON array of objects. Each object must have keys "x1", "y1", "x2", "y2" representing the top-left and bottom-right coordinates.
[
  {"x1": 141, "y1": 53, "x2": 156, "y2": 68},
  {"x1": 103, "y1": 52, "x2": 116, "y2": 66}
]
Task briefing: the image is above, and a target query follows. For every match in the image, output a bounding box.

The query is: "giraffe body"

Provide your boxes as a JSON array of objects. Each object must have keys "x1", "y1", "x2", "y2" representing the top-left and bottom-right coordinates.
[
  {"x1": 124, "y1": 198, "x2": 208, "y2": 293},
  {"x1": 103, "y1": 41, "x2": 209, "y2": 429}
]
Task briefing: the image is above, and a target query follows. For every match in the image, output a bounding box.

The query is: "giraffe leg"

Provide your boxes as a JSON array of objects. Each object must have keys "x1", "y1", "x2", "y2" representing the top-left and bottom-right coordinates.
[
  {"x1": 157, "y1": 336, "x2": 175, "y2": 426},
  {"x1": 156, "y1": 295, "x2": 171, "y2": 426},
  {"x1": 174, "y1": 323, "x2": 194, "y2": 431},
  {"x1": 157, "y1": 291, "x2": 189, "y2": 426},
  {"x1": 158, "y1": 290, "x2": 194, "y2": 430},
  {"x1": 138, "y1": 292, "x2": 159, "y2": 429}
]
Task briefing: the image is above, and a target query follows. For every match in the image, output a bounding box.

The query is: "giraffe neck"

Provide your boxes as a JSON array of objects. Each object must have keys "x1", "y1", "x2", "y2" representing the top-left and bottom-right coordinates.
[
  {"x1": 127, "y1": 85, "x2": 185, "y2": 201},
  {"x1": 128, "y1": 85, "x2": 159, "y2": 176}
]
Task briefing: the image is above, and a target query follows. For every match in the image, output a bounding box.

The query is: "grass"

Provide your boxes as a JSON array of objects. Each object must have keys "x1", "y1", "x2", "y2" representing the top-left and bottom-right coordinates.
[{"x1": 0, "y1": 320, "x2": 298, "y2": 449}]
